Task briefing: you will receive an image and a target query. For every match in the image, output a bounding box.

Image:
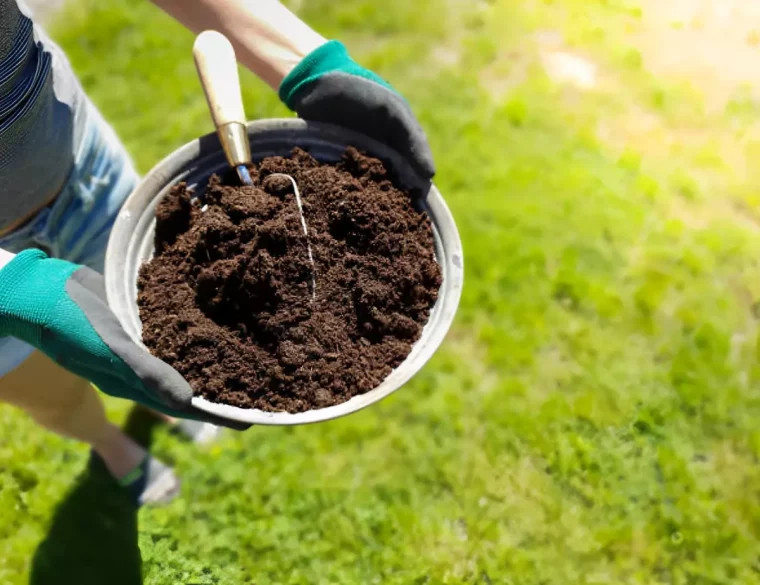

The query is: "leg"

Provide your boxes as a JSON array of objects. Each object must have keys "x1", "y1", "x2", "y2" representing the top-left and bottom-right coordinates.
[
  {"x1": 0, "y1": 350, "x2": 180, "y2": 505},
  {"x1": 0, "y1": 350, "x2": 145, "y2": 478}
]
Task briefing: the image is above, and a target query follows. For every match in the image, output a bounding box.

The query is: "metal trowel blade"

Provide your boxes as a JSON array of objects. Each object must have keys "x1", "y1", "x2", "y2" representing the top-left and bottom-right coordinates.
[{"x1": 236, "y1": 165, "x2": 253, "y2": 186}]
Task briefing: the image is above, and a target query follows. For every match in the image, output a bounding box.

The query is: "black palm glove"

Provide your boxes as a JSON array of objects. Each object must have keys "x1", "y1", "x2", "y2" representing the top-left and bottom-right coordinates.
[{"x1": 278, "y1": 41, "x2": 434, "y2": 185}]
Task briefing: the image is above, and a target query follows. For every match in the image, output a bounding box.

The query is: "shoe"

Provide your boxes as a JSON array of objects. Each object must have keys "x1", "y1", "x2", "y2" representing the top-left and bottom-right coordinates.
[
  {"x1": 121, "y1": 455, "x2": 181, "y2": 506},
  {"x1": 174, "y1": 419, "x2": 221, "y2": 445},
  {"x1": 90, "y1": 451, "x2": 181, "y2": 507}
]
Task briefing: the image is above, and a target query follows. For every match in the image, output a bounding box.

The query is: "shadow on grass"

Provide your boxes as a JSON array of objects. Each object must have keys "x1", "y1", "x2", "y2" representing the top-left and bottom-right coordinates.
[{"x1": 29, "y1": 407, "x2": 163, "y2": 585}]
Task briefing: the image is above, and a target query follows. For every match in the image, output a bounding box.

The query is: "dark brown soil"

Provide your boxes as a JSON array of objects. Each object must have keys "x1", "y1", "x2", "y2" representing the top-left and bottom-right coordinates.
[{"x1": 137, "y1": 147, "x2": 441, "y2": 413}]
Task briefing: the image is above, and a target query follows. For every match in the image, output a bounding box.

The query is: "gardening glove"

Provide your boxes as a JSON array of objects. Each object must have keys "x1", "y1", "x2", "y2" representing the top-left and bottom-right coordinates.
[
  {"x1": 0, "y1": 249, "x2": 249, "y2": 430},
  {"x1": 279, "y1": 40, "x2": 435, "y2": 186}
]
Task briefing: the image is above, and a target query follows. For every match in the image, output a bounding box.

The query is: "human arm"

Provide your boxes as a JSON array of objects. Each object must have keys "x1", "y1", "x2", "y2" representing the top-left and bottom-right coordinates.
[
  {"x1": 150, "y1": 0, "x2": 435, "y2": 183},
  {"x1": 149, "y1": 0, "x2": 326, "y2": 90},
  {"x1": 0, "y1": 248, "x2": 15, "y2": 271}
]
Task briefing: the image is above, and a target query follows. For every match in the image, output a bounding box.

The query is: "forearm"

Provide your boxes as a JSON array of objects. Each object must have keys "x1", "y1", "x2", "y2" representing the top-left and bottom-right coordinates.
[
  {"x1": 150, "y1": 0, "x2": 327, "y2": 89},
  {"x1": 0, "y1": 249, "x2": 15, "y2": 271}
]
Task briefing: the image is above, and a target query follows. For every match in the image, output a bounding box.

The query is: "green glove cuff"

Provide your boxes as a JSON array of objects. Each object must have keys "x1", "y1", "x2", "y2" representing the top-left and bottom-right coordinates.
[
  {"x1": 279, "y1": 40, "x2": 394, "y2": 109},
  {"x1": 0, "y1": 249, "x2": 78, "y2": 345}
]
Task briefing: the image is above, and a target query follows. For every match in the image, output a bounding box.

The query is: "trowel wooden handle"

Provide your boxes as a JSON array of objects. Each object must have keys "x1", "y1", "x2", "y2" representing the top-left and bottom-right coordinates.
[
  {"x1": 193, "y1": 30, "x2": 251, "y2": 167},
  {"x1": 193, "y1": 30, "x2": 247, "y2": 128}
]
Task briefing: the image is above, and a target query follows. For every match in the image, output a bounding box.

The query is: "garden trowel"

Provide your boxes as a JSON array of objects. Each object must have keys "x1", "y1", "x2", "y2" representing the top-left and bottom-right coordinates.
[{"x1": 193, "y1": 30, "x2": 253, "y2": 185}]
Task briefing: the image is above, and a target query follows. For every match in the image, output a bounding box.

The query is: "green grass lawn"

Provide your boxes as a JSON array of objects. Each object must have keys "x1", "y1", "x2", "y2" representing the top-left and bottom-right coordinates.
[{"x1": 2, "y1": 0, "x2": 760, "y2": 583}]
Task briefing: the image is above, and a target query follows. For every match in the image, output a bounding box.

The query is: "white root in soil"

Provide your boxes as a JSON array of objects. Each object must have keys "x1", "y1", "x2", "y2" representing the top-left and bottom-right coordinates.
[{"x1": 268, "y1": 173, "x2": 317, "y2": 300}]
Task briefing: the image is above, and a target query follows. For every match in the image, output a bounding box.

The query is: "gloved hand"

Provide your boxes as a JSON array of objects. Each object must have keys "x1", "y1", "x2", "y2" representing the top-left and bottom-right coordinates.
[
  {"x1": 0, "y1": 249, "x2": 247, "y2": 429},
  {"x1": 279, "y1": 40, "x2": 435, "y2": 185}
]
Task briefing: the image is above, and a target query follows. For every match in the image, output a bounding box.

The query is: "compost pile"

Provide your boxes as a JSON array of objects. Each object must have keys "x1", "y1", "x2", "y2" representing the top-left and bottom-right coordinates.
[{"x1": 138, "y1": 147, "x2": 441, "y2": 412}]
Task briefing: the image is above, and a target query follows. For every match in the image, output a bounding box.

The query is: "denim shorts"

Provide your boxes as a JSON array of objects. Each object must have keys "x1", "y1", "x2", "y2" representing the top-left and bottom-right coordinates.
[{"x1": 0, "y1": 100, "x2": 139, "y2": 375}]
